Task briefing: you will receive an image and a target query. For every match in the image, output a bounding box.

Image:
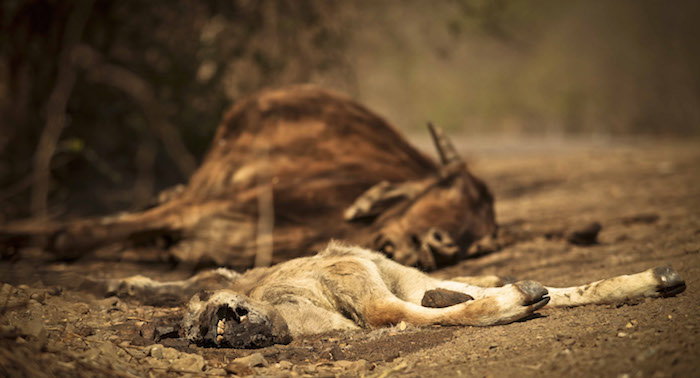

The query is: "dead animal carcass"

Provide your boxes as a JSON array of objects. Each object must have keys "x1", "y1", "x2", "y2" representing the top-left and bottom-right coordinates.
[{"x1": 2, "y1": 86, "x2": 496, "y2": 270}]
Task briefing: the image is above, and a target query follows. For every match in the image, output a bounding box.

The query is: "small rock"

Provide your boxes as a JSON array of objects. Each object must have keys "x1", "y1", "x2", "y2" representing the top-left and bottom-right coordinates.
[
  {"x1": 143, "y1": 356, "x2": 168, "y2": 369},
  {"x1": 276, "y1": 361, "x2": 293, "y2": 370},
  {"x1": 16, "y1": 318, "x2": 46, "y2": 342},
  {"x1": 148, "y1": 344, "x2": 164, "y2": 359},
  {"x1": 72, "y1": 303, "x2": 90, "y2": 315},
  {"x1": 224, "y1": 362, "x2": 254, "y2": 376},
  {"x1": 162, "y1": 347, "x2": 180, "y2": 360},
  {"x1": 206, "y1": 368, "x2": 228, "y2": 376},
  {"x1": 567, "y1": 222, "x2": 602, "y2": 246},
  {"x1": 171, "y1": 353, "x2": 205, "y2": 372},
  {"x1": 562, "y1": 338, "x2": 576, "y2": 346},
  {"x1": 140, "y1": 323, "x2": 156, "y2": 341},
  {"x1": 231, "y1": 352, "x2": 269, "y2": 368},
  {"x1": 28, "y1": 299, "x2": 42, "y2": 307},
  {"x1": 29, "y1": 292, "x2": 45, "y2": 303},
  {"x1": 82, "y1": 347, "x2": 101, "y2": 360},
  {"x1": 98, "y1": 341, "x2": 119, "y2": 356},
  {"x1": 71, "y1": 338, "x2": 88, "y2": 350},
  {"x1": 336, "y1": 359, "x2": 370, "y2": 372},
  {"x1": 97, "y1": 297, "x2": 121, "y2": 307},
  {"x1": 129, "y1": 349, "x2": 146, "y2": 359},
  {"x1": 617, "y1": 332, "x2": 628, "y2": 338},
  {"x1": 154, "y1": 326, "x2": 179, "y2": 342},
  {"x1": 323, "y1": 344, "x2": 346, "y2": 361},
  {"x1": 397, "y1": 321, "x2": 407, "y2": 331}
]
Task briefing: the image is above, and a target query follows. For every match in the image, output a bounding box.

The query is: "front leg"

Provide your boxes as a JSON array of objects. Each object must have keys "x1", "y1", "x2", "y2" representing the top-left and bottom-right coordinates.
[
  {"x1": 104, "y1": 268, "x2": 240, "y2": 305},
  {"x1": 546, "y1": 266, "x2": 686, "y2": 307}
]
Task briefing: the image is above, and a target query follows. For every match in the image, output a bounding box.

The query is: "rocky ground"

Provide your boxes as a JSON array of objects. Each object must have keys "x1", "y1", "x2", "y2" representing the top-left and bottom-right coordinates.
[{"x1": 1, "y1": 137, "x2": 698, "y2": 377}]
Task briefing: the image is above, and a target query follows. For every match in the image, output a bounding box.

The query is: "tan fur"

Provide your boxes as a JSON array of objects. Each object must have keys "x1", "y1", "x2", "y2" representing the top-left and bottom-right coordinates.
[{"x1": 108, "y1": 241, "x2": 684, "y2": 348}]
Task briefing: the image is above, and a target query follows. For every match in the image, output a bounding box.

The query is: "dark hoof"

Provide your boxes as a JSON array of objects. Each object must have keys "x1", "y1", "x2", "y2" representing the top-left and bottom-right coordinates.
[
  {"x1": 515, "y1": 280, "x2": 550, "y2": 307},
  {"x1": 421, "y1": 288, "x2": 473, "y2": 308},
  {"x1": 653, "y1": 266, "x2": 686, "y2": 297}
]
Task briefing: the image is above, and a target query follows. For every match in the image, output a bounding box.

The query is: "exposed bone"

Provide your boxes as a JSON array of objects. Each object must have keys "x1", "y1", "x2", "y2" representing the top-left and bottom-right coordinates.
[
  {"x1": 427, "y1": 122, "x2": 461, "y2": 165},
  {"x1": 217, "y1": 319, "x2": 225, "y2": 335}
]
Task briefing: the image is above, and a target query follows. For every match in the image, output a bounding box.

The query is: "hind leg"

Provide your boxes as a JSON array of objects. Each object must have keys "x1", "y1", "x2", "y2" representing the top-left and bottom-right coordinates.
[
  {"x1": 372, "y1": 253, "x2": 540, "y2": 305},
  {"x1": 321, "y1": 257, "x2": 549, "y2": 327}
]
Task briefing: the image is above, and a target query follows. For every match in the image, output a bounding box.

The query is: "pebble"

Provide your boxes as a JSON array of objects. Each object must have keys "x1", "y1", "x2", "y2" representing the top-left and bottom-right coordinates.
[
  {"x1": 206, "y1": 368, "x2": 228, "y2": 376},
  {"x1": 30, "y1": 292, "x2": 45, "y2": 303},
  {"x1": 171, "y1": 353, "x2": 205, "y2": 372},
  {"x1": 231, "y1": 352, "x2": 269, "y2": 368},
  {"x1": 71, "y1": 303, "x2": 90, "y2": 315},
  {"x1": 224, "y1": 362, "x2": 254, "y2": 376},
  {"x1": 617, "y1": 332, "x2": 628, "y2": 338},
  {"x1": 162, "y1": 346, "x2": 180, "y2": 360},
  {"x1": 335, "y1": 359, "x2": 371, "y2": 372},
  {"x1": 47, "y1": 286, "x2": 63, "y2": 297},
  {"x1": 276, "y1": 361, "x2": 293, "y2": 370},
  {"x1": 148, "y1": 344, "x2": 164, "y2": 359}
]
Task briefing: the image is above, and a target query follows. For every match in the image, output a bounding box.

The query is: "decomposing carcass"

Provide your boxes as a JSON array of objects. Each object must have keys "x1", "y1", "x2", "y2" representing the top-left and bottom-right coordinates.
[{"x1": 1, "y1": 86, "x2": 496, "y2": 270}]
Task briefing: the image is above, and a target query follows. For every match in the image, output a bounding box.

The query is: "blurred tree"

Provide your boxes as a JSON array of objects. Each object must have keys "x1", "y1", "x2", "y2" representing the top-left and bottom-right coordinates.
[{"x1": 0, "y1": 0, "x2": 355, "y2": 220}]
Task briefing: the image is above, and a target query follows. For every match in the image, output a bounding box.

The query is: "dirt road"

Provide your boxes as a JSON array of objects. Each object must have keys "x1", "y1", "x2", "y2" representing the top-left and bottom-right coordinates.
[{"x1": 1, "y1": 138, "x2": 698, "y2": 377}]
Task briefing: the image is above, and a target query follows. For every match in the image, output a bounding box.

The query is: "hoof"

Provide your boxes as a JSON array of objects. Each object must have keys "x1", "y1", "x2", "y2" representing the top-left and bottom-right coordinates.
[
  {"x1": 515, "y1": 280, "x2": 550, "y2": 308},
  {"x1": 421, "y1": 288, "x2": 473, "y2": 308},
  {"x1": 653, "y1": 266, "x2": 686, "y2": 297}
]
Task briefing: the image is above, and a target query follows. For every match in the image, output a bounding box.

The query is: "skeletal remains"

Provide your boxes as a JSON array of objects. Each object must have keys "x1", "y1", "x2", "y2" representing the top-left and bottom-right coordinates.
[{"x1": 1, "y1": 86, "x2": 687, "y2": 348}]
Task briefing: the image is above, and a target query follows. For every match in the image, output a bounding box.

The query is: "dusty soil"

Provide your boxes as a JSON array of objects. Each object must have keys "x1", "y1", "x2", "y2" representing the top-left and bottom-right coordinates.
[{"x1": 1, "y1": 137, "x2": 699, "y2": 377}]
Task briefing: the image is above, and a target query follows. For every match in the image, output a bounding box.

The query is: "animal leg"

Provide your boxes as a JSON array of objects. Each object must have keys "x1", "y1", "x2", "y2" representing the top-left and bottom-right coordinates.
[
  {"x1": 372, "y1": 253, "x2": 522, "y2": 304},
  {"x1": 322, "y1": 257, "x2": 549, "y2": 327},
  {"x1": 546, "y1": 266, "x2": 686, "y2": 307},
  {"x1": 363, "y1": 281, "x2": 549, "y2": 327},
  {"x1": 450, "y1": 275, "x2": 514, "y2": 287},
  {"x1": 104, "y1": 268, "x2": 240, "y2": 305}
]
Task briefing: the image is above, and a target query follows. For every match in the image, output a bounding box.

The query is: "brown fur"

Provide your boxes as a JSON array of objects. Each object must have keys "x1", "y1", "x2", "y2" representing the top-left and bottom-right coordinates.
[{"x1": 1, "y1": 85, "x2": 495, "y2": 270}]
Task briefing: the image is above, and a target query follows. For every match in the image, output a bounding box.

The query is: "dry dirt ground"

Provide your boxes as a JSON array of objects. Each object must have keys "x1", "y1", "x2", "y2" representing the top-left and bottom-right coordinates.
[{"x1": 1, "y1": 137, "x2": 699, "y2": 377}]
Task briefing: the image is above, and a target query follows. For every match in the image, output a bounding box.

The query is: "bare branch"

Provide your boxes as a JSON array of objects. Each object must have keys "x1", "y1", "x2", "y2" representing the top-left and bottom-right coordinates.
[
  {"x1": 72, "y1": 45, "x2": 197, "y2": 178},
  {"x1": 30, "y1": 1, "x2": 95, "y2": 218}
]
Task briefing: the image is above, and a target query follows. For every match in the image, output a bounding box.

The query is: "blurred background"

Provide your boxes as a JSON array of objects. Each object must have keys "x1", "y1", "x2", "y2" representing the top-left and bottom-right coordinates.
[{"x1": 1, "y1": 0, "x2": 699, "y2": 221}]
